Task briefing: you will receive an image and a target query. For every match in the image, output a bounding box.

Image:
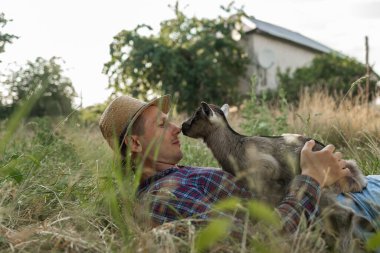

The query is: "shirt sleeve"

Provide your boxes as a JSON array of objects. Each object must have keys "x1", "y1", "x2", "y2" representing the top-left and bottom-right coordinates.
[{"x1": 276, "y1": 175, "x2": 321, "y2": 233}]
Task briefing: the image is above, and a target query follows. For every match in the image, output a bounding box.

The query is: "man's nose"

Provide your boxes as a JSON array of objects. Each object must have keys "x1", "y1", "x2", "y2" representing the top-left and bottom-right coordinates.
[{"x1": 170, "y1": 123, "x2": 181, "y2": 135}]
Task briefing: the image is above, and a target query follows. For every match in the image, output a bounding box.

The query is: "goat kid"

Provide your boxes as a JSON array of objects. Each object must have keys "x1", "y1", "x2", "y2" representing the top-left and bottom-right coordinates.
[{"x1": 182, "y1": 102, "x2": 369, "y2": 251}]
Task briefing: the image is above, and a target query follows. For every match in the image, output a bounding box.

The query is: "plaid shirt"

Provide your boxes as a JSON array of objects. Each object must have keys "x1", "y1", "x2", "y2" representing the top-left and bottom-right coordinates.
[{"x1": 137, "y1": 166, "x2": 320, "y2": 233}]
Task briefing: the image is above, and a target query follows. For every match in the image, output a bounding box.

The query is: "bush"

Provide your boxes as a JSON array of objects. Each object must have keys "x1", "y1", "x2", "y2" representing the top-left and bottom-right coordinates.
[{"x1": 278, "y1": 53, "x2": 378, "y2": 104}]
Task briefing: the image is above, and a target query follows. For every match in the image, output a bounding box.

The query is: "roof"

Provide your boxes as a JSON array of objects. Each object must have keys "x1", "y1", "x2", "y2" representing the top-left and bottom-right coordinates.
[{"x1": 243, "y1": 16, "x2": 334, "y2": 54}]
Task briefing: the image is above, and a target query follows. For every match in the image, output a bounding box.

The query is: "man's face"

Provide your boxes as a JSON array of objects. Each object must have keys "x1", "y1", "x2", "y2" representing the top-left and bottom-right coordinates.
[{"x1": 137, "y1": 106, "x2": 183, "y2": 168}]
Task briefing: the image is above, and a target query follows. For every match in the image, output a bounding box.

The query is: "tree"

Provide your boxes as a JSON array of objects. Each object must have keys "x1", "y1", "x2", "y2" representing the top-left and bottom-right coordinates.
[
  {"x1": 0, "y1": 13, "x2": 18, "y2": 117},
  {"x1": 2, "y1": 57, "x2": 76, "y2": 118},
  {"x1": 278, "y1": 53, "x2": 378, "y2": 103},
  {"x1": 103, "y1": 3, "x2": 249, "y2": 112},
  {"x1": 0, "y1": 13, "x2": 18, "y2": 56}
]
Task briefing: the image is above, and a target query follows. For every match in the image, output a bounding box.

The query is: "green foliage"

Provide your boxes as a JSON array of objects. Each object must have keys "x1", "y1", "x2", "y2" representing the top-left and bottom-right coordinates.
[
  {"x1": 103, "y1": 3, "x2": 249, "y2": 112},
  {"x1": 2, "y1": 57, "x2": 77, "y2": 118},
  {"x1": 278, "y1": 53, "x2": 378, "y2": 103},
  {"x1": 0, "y1": 79, "x2": 48, "y2": 153},
  {"x1": 0, "y1": 12, "x2": 18, "y2": 117},
  {"x1": 366, "y1": 231, "x2": 380, "y2": 251},
  {"x1": 79, "y1": 103, "x2": 107, "y2": 125},
  {"x1": 1, "y1": 81, "x2": 380, "y2": 252},
  {"x1": 0, "y1": 104, "x2": 12, "y2": 120},
  {"x1": 0, "y1": 12, "x2": 18, "y2": 56},
  {"x1": 180, "y1": 136, "x2": 219, "y2": 168},
  {"x1": 0, "y1": 116, "x2": 111, "y2": 252},
  {"x1": 0, "y1": 118, "x2": 84, "y2": 223},
  {"x1": 240, "y1": 76, "x2": 289, "y2": 136},
  {"x1": 246, "y1": 200, "x2": 281, "y2": 228},
  {"x1": 195, "y1": 218, "x2": 232, "y2": 252},
  {"x1": 1, "y1": 118, "x2": 80, "y2": 183},
  {"x1": 213, "y1": 196, "x2": 242, "y2": 211}
]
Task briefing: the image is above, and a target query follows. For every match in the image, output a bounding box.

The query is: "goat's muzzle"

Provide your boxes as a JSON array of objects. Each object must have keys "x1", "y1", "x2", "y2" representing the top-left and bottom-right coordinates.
[{"x1": 181, "y1": 122, "x2": 191, "y2": 136}]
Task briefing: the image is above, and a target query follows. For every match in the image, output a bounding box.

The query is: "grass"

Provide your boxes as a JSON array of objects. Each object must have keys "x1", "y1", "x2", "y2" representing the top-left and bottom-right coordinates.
[{"x1": 1, "y1": 89, "x2": 380, "y2": 252}]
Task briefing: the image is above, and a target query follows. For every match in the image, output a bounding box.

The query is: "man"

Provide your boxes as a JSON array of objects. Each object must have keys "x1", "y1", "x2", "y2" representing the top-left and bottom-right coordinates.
[{"x1": 99, "y1": 94, "x2": 375, "y2": 232}]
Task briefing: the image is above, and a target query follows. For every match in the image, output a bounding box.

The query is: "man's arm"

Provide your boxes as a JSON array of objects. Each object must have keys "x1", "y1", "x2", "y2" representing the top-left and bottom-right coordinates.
[
  {"x1": 277, "y1": 140, "x2": 350, "y2": 232},
  {"x1": 276, "y1": 175, "x2": 321, "y2": 232}
]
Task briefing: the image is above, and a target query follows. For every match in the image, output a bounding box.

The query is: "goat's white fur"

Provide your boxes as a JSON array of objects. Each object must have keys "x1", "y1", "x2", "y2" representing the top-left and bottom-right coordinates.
[
  {"x1": 221, "y1": 104, "x2": 229, "y2": 118},
  {"x1": 209, "y1": 110, "x2": 219, "y2": 123},
  {"x1": 281, "y1": 133, "x2": 302, "y2": 145}
]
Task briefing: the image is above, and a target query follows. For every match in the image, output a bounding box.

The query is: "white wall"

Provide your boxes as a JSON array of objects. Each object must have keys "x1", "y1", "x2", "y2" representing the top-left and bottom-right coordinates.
[{"x1": 239, "y1": 33, "x2": 323, "y2": 94}]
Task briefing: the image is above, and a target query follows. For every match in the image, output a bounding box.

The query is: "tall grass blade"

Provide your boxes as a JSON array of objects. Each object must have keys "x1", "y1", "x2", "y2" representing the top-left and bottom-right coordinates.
[{"x1": 0, "y1": 81, "x2": 48, "y2": 155}]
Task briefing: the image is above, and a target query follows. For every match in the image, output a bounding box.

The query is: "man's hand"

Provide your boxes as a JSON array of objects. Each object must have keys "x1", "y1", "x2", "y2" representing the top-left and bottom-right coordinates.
[{"x1": 300, "y1": 140, "x2": 350, "y2": 187}]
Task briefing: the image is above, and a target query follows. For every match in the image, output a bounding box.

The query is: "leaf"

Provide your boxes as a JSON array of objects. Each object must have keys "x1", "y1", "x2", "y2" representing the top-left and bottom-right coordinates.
[
  {"x1": 10, "y1": 153, "x2": 21, "y2": 160},
  {"x1": 247, "y1": 200, "x2": 281, "y2": 228},
  {"x1": 213, "y1": 197, "x2": 241, "y2": 211},
  {"x1": 9, "y1": 168, "x2": 23, "y2": 183},
  {"x1": 366, "y1": 231, "x2": 380, "y2": 251},
  {"x1": 195, "y1": 218, "x2": 231, "y2": 252},
  {"x1": 25, "y1": 155, "x2": 41, "y2": 167},
  {"x1": 103, "y1": 4, "x2": 249, "y2": 113}
]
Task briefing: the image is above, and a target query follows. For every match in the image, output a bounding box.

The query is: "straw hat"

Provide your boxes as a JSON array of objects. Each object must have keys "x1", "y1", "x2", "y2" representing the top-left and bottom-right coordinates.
[{"x1": 99, "y1": 94, "x2": 170, "y2": 150}]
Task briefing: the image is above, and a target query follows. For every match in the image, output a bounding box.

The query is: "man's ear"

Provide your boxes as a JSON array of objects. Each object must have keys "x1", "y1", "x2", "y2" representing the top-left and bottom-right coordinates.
[{"x1": 124, "y1": 135, "x2": 142, "y2": 153}]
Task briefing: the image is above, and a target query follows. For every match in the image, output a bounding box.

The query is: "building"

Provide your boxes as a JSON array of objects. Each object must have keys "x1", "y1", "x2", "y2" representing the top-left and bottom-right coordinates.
[{"x1": 239, "y1": 17, "x2": 335, "y2": 94}]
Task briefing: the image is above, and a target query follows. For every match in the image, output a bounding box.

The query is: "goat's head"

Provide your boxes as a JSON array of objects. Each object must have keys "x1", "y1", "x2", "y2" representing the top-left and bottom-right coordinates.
[{"x1": 181, "y1": 102, "x2": 229, "y2": 139}]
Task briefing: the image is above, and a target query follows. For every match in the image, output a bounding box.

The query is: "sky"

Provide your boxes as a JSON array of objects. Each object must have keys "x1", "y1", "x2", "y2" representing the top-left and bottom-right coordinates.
[{"x1": 1, "y1": 0, "x2": 380, "y2": 107}]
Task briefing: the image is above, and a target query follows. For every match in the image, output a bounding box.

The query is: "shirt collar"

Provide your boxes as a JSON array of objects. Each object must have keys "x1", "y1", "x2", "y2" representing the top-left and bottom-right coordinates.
[{"x1": 137, "y1": 166, "x2": 180, "y2": 194}]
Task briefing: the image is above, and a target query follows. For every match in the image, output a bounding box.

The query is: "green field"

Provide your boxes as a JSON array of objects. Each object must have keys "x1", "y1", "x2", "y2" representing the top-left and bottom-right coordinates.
[{"x1": 1, "y1": 90, "x2": 380, "y2": 252}]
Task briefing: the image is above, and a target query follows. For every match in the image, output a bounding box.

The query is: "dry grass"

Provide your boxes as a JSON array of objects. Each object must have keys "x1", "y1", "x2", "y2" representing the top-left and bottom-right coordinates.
[
  {"x1": 289, "y1": 90, "x2": 380, "y2": 143},
  {"x1": 283, "y1": 90, "x2": 380, "y2": 175}
]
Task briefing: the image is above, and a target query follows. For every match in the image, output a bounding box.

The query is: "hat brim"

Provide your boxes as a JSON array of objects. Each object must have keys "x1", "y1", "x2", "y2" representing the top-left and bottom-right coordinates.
[
  {"x1": 120, "y1": 94, "x2": 171, "y2": 147},
  {"x1": 129, "y1": 94, "x2": 170, "y2": 128}
]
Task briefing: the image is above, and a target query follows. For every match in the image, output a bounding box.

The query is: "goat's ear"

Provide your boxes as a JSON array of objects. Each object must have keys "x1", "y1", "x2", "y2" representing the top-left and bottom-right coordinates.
[
  {"x1": 201, "y1": 102, "x2": 213, "y2": 117},
  {"x1": 221, "y1": 104, "x2": 229, "y2": 118}
]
